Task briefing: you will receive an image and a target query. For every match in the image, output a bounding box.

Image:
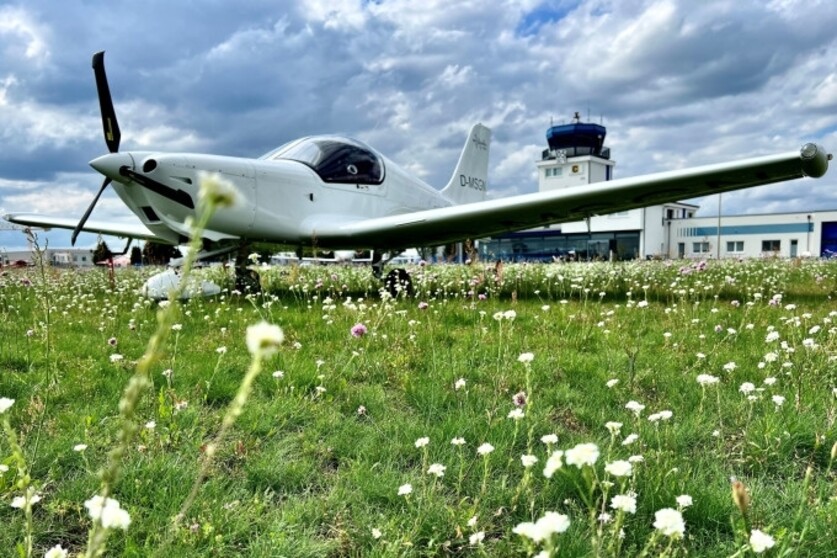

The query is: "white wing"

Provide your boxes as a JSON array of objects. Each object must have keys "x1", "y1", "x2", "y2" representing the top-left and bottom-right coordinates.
[
  {"x1": 307, "y1": 145, "x2": 830, "y2": 250},
  {"x1": 3, "y1": 214, "x2": 162, "y2": 242}
]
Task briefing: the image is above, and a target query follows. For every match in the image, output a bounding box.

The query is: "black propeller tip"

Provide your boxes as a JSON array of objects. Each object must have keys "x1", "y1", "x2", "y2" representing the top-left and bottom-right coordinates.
[{"x1": 92, "y1": 51, "x2": 121, "y2": 154}]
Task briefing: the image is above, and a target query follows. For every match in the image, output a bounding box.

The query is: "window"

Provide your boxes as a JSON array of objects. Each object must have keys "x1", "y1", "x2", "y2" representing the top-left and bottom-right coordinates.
[
  {"x1": 762, "y1": 240, "x2": 780, "y2": 252},
  {"x1": 545, "y1": 167, "x2": 563, "y2": 178},
  {"x1": 726, "y1": 241, "x2": 744, "y2": 252},
  {"x1": 693, "y1": 242, "x2": 710, "y2": 253},
  {"x1": 264, "y1": 136, "x2": 385, "y2": 185}
]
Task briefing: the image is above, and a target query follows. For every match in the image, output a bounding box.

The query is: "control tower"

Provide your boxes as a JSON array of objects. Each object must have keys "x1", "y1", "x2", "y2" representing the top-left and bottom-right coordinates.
[{"x1": 537, "y1": 112, "x2": 615, "y2": 192}]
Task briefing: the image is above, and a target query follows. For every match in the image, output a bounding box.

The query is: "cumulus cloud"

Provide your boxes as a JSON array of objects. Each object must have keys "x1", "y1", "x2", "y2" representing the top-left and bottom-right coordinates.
[{"x1": 2, "y1": 0, "x2": 837, "y2": 248}]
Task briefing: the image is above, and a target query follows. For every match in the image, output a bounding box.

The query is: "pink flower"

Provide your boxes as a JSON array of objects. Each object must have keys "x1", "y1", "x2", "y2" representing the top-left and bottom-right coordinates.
[{"x1": 351, "y1": 323, "x2": 368, "y2": 337}]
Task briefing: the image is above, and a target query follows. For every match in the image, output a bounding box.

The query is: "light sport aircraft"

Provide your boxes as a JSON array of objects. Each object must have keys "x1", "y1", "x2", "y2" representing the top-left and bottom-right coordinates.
[{"x1": 4, "y1": 52, "x2": 833, "y2": 295}]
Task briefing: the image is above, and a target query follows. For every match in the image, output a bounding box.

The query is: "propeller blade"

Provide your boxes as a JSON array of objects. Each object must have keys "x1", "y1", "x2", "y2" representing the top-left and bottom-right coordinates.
[
  {"x1": 92, "y1": 51, "x2": 121, "y2": 153},
  {"x1": 71, "y1": 177, "x2": 111, "y2": 246}
]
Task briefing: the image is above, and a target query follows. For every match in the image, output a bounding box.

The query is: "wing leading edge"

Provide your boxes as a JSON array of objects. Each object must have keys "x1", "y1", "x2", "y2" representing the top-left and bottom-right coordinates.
[
  {"x1": 3, "y1": 214, "x2": 162, "y2": 242},
  {"x1": 307, "y1": 144, "x2": 831, "y2": 250}
]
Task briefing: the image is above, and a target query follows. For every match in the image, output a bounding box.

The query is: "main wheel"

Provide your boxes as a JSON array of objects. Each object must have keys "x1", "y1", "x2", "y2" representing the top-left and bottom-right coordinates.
[{"x1": 384, "y1": 268, "x2": 413, "y2": 298}]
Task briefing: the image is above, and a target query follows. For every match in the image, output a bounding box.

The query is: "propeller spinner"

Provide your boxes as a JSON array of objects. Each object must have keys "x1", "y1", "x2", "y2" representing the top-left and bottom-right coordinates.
[{"x1": 72, "y1": 51, "x2": 121, "y2": 246}]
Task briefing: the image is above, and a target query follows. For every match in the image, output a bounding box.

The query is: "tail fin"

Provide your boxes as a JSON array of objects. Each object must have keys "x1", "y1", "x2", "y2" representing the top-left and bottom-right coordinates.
[{"x1": 440, "y1": 123, "x2": 491, "y2": 205}]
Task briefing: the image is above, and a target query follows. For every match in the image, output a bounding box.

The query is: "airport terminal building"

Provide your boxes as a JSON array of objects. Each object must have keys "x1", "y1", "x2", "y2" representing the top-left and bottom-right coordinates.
[{"x1": 479, "y1": 117, "x2": 837, "y2": 261}]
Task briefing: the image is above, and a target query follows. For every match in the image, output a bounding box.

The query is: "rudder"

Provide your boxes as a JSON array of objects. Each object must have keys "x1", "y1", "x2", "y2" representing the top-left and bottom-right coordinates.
[{"x1": 440, "y1": 123, "x2": 491, "y2": 205}]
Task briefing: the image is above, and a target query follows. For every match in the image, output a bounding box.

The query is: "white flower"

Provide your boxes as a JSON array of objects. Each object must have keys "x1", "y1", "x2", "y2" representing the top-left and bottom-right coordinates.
[
  {"x1": 604, "y1": 460, "x2": 633, "y2": 477},
  {"x1": 503, "y1": 310, "x2": 517, "y2": 320},
  {"x1": 541, "y1": 433, "x2": 558, "y2": 445},
  {"x1": 469, "y1": 531, "x2": 485, "y2": 545},
  {"x1": 763, "y1": 377, "x2": 777, "y2": 386},
  {"x1": 521, "y1": 454, "x2": 538, "y2": 468},
  {"x1": 397, "y1": 483, "x2": 412, "y2": 496},
  {"x1": 696, "y1": 374, "x2": 720, "y2": 386},
  {"x1": 749, "y1": 529, "x2": 776, "y2": 553},
  {"x1": 739, "y1": 382, "x2": 756, "y2": 395},
  {"x1": 467, "y1": 515, "x2": 478, "y2": 527},
  {"x1": 0, "y1": 397, "x2": 14, "y2": 414},
  {"x1": 610, "y1": 494, "x2": 637, "y2": 514},
  {"x1": 606, "y1": 379, "x2": 619, "y2": 388},
  {"x1": 622, "y1": 433, "x2": 639, "y2": 446},
  {"x1": 44, "y1": 545, "x2": 68, "y2": 558},
  {"x1": 772, "y1": 395, "x2": 786, "y2": 406},
  {"x1": 628, "y1": 454, "x2": 644, "y2": 463},
  {"x1": 73, "y1": 444, "x2": 88, "y2": 452},
  {"x1": 507, "y1": 408, "x2": 525, "y2": 420},
  {"x1": 451, "y1": 437, "x2": 466, "y2": 446},
  {"x1": 197, "y1": 171, "x2": 240, "y2": 208},
  {"x1": 605, "y1": 421, "x2": 623, "y2": 434},
  {"x1": 454, "y1": 378, "x2": 466, "y2": 390},
  {"x1": 477, "y1": 443, "x2": 495, "y2": 456},
  {"x1": 415, "y1": 437, "x2": 430, "y2": 448},
  {"x1": 145, "y1": 421, "x2": 156, "y2": 429},
  {"x1": 676, "y1": 494, "x2": 693, "y2": 508},
  {"x1": 216, "y1": 346, "x2": 227, "y2": 354},
  {"x1": 371, "y1": 528, "x2": 382, "y2": 539},
  {"x1": 653, "y1": 508, "x2": 685, "y2": 537},
  {"x1": 723, "y1": 361, "x2": 738, "y2": 372},
  {"x1": 272, "y1": 370, "x2": 284, "y2": 379},
  {"x1": 536, "y1": 511, "x2": 571, "y2": 536},
  {"x1": 0, "y1": 464, "x2": 8, "y2": 473},
  {"x1": 513, "y1": 512, "x2": 570, "y2": 542},
  {"x1": 625, "y1": 400, "x2": 645, "y2": 416},
  {"x1": 84, "y1": 495, "x2": 131, "y2": 529},
  {"x1": 245, "y1": 321, "x2": 284, "y2": 357},
  {"x1": 109, "y1": 354, "x2": 123, "y2": 363},
  {"x1": 565, "y1": 443, "x2": 599, "y2": 468},
  {"x1": 427, "y1": 463, "x2": 446, "y2": 477},
  {"x1": 517, "y1": 352, "x2": 534, "y2": 363},
  {"x1": 11, "y1": 493, "x2": 41, "y2": 509},
  {"x1": 543, "y1": 450, "x2": 563, "y2": 478}
]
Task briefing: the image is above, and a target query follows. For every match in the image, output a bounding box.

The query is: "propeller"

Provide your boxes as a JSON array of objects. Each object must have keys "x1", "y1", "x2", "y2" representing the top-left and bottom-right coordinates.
[{"x1": 72, "y1": 51, "x2": 121, "y2": 246}]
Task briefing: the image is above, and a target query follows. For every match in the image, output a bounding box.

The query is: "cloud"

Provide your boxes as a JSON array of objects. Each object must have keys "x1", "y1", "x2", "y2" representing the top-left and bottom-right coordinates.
[{"x1": 2, "y1": 0, "x2": 837, "y2": 251}]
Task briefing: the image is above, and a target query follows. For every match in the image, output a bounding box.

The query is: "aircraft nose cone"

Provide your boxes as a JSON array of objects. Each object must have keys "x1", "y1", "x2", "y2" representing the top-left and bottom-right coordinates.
[{"x1": 89, "y1": 152, "x2": 134, "y2": 181}]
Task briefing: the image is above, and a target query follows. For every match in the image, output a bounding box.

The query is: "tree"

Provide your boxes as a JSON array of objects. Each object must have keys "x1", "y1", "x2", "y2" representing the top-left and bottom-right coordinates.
[
  {"x1": 92, "y1": 240, "x2": 111, "y2": 264},
  {"x1": 130, "y1": 246, "x2": 143, "y2": 266},
  {"x1": 142, "y1": 241, "x2": 182, "y2": 265}
]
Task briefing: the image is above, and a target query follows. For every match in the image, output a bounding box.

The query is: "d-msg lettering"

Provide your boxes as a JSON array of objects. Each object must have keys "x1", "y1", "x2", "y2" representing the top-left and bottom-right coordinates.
[{"x1": 459, "y1": 174, "x2": 486, "y2": 191}]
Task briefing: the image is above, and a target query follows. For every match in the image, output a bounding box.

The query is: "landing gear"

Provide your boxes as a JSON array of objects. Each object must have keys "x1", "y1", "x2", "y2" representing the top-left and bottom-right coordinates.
[
  {"x1": 234, "y1": 246, "x2": 261, "y2": 294},
  {"x1": 372, "y1": 251, "x2": 414, "y2": 298},
  {"x1": 384, "y1": 268, "x2": 414, "y2": 298}
]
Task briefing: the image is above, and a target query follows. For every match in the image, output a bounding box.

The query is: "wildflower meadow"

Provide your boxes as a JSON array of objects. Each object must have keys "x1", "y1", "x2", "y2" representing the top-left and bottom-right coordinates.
[{"x1": 1, "y1": 252, "x2": 836, "y2": 556}]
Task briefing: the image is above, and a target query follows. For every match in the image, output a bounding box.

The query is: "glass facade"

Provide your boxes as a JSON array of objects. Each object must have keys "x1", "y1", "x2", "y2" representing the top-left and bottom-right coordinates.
[{"x1": 479, "y1": 230, "x2": 640, "y2": 262}]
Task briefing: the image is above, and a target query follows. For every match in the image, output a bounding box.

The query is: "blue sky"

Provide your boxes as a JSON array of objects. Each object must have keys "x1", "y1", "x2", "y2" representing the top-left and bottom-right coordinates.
[{"x1": 1, "y1": 0, "x2": 836, "y2": 249}]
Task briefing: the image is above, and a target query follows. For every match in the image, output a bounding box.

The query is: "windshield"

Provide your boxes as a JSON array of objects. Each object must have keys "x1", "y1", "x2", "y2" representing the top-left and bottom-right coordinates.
[{"x1": 262, "y1": 136, "x2": 385, "y2": 185}]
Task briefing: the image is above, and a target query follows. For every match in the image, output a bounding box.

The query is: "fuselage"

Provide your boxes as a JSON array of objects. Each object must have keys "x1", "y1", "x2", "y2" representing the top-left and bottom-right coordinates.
[{"x1": 91, "y1": 136, "x2": 454, "y2": 249}]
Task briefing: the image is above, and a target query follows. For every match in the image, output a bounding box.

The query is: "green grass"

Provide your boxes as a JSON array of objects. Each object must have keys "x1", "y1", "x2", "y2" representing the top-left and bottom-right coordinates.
[{"x1": 0, "y1": 259, "x2": 836, "y2": 556}]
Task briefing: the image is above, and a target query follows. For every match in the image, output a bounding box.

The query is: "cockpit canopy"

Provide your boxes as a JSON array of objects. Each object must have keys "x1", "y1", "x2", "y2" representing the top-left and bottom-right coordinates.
[{"x1": 262, "y1": 136, "x2": 385, "y2": 185}]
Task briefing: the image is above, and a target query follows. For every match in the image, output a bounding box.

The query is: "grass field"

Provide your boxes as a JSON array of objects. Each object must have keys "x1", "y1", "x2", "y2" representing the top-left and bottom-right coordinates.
[{"x1": 1, "y1": 258, "x2": 836, "y2": 557}]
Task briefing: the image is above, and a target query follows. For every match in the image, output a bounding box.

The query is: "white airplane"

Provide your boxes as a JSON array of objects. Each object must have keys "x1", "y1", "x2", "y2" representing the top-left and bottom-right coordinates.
[{"x1": 4, "y1": 52, "x2": 833, "y2": 296}]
